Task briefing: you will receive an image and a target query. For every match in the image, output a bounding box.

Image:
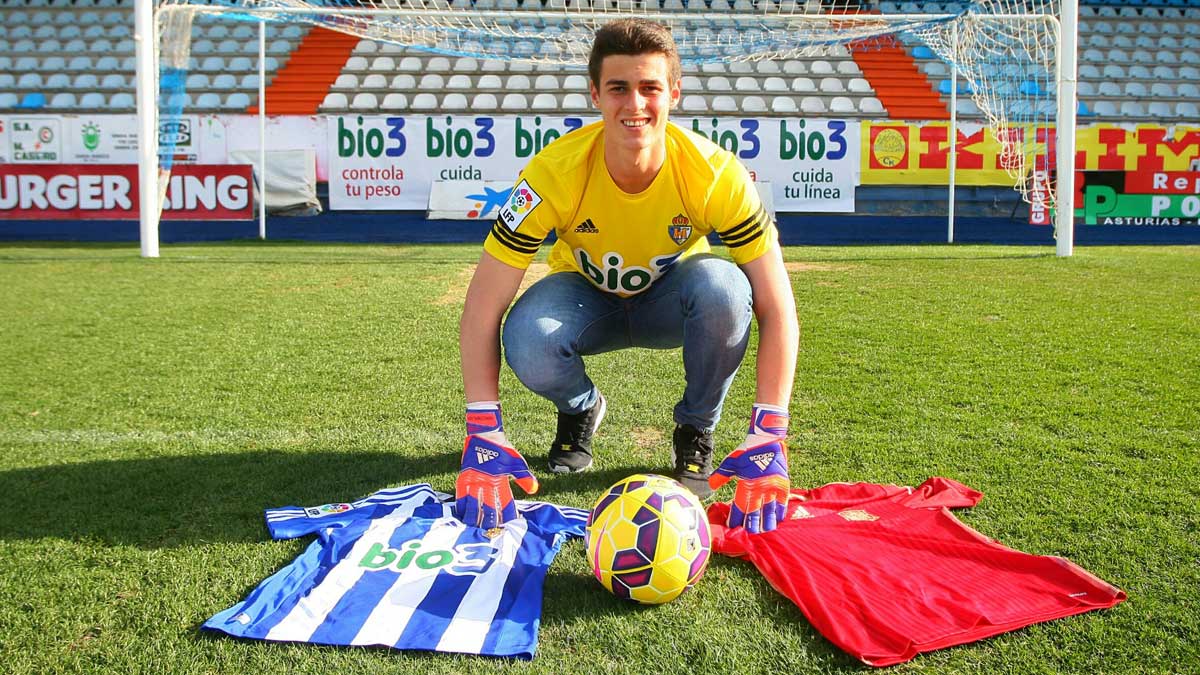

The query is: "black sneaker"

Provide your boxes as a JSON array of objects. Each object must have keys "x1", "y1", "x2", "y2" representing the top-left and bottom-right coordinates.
[
  {"x1": 548, "y1": 392, "x2": 606, "y2": 473},
  {"x1": 673, "y1": 423, "x2": 715, "y2": 500}
]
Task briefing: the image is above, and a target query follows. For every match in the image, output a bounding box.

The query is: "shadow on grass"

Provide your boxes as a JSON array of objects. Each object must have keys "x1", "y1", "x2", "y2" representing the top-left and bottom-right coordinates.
[{"x1": 0, "y1": 449, "x2": 463, "y2": 549}]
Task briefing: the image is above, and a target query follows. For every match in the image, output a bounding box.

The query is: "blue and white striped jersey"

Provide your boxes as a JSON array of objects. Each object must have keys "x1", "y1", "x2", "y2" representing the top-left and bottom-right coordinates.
[{"x1": 203, "y1": 484, "x2": 588, "y2": 659}]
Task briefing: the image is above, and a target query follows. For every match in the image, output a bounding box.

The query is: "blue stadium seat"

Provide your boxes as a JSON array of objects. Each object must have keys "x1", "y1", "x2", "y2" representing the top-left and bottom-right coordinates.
[
  {"x1": 17, "y1": 92, "x2": 46, "y2": 109},
  {"x1": 45, "y1": 72, "x2": 70, "y2": 88},
  {"x1": 0, "y1": 93, "x2": 19, "y2": 108},
  {"x1": 224, "y1": 92, "x2": 250, "y2": 110},
  {"x1": 79, "y1": 92, "x2": 106, "y2": 108}
]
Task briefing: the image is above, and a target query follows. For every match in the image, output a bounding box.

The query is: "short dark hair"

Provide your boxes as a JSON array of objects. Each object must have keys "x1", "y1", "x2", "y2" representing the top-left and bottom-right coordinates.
[{"x1": 587, "y1": 19, "x2": 681, "y2": 88}]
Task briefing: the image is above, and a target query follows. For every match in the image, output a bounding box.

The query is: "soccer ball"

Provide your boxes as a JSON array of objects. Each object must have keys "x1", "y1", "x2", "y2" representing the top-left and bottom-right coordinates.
[{"x1": 586, "y1": 474, "x2": 712, "y2": 605}]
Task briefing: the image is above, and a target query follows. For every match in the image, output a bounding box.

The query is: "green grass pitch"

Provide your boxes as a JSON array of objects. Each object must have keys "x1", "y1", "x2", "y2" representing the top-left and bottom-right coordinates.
[{"x1": 0, "y1": 242, "x2": 1196, "y2": 674}]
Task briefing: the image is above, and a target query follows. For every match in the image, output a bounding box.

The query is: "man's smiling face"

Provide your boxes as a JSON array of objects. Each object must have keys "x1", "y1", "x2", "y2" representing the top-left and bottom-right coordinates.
[{"x1": 590, "y1": 52, "x2": 681, "y2": 156}]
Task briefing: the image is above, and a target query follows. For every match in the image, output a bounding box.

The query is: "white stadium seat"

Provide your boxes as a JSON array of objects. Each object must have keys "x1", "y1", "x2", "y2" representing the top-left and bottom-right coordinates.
[
  {"x1": 381, "y1": 93, "x2": 408, "y2": 110},
  {"x1": 411, "y1": 93, "x2": 439, "y2": 110},
  {"x1": 771, "y1": 96, "x2": 798, "y2": 113},
  {"x1": 531, "y1": 93, "x2": 558, "y2": 110},
  {"x1": 320, "y1": 92, "x2": 349, "y2": 111}
]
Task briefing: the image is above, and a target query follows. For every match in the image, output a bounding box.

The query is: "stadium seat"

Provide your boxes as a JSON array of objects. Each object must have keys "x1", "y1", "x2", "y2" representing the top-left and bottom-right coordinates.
[
  {"x1": 535, "y1": 75, "x2": 559, "y2": 90},
  {"x1": 200, "y1": 57, "x2": 226, "y2": 72},
  {"x1": 755, "y1": 60, "x2": 781, "y2": 75},
  {"x1": 452, "y1": 57, "x2": 478, "y2": 73},
  {"x1": 471, "y1": 93, "x2": 498, "y2": 110},
  {"x1": 1123, "y1": 82, "x2": 1148, "y2": 97},
  {"x1": 231, "y1": 25, "x2": 255, "y2": 40},
  {"x1": 345, "y1": 56, "x2": 369, "y2": 71},
  {"x1": 741, "y1": 96, "x2": 767, "y2": 112},
  {"x1": 701, "y1": 62, "x2": 726, "y2": 75},
  {"x1": 859, "y1": 97, "x2": 886, "y2": 114},
  {"x1": 819, "y1": 77, "x2": 845, "y2": 93},
  {"x1": 0, "y1": 73, "x2": 13, "y2": 88},
  {"x1": 195, "y1": 92, "x2": 222, "y2": 110},
  {"x1": 281, "y1": 25, "x2": 303, "y2": 40},
  {"x1": 707, "y1": 76, "x2": 732, "y2": 92},
  {"x1": 36, "y1": 38, "x2": 61, "y2": 53},
  {"x1": 681, "y1": 95, "x2": 706, "y2": 112},
  {"x1": 791, "y1": 77, "x2": 816, "y2": 93},
  {"x1": 212, "y1": 73, "x2": 237, "y2": 89},
  {"x1": 1127, "y1": 65, "x2": 1153, "y2": 80},
  {"x1": 332, "y1": 74, "x2": 357, "y2": 90},
  {"x1": 531, "y1": 93, "x2": 557, "y2": 110},
  {"x1": 350, "y1": 93, "x2": 378, "y2": 110},
  {"x1": 391, "y1": 74, "x2": 416, "y2": 89},
  {"x1": 800, "y1": 96, "x2": 826, "y2": 114},
  {"x1": 782, "y1": 60, "x2": 806, "y2": 75},
  {"x1": 562, "y1": 93, "x2": 589, "y2": 111},
  {"x1": 369, "y1": 56, "x2": 395, "y2": 72},
  {"x1": 353, "y1": 39, "x2": 378, "y2": 55},
  {"x1": 78, "y1": 92, "x2": 106, "y2": 108},
  {"x1": 1149, "y1": 83, "x2": 1176, "y2": 98},
  {"x1": 319, "y1": 92, "x2": 349, "y2": 111},
  {"x1": 681, "y1": 75, "x2": 703, "y2": 91},
  {"x1": 1146, "y1": 102, "x2": 1173, "y2": 118},
  {"x1": 381, "y1": 93, "x2": 408, "y2": 111},
  {"x1": 563, "y1": 74, "x2": 588, "y2": 90},
  {"x1": 223, "y1": 92, "x2": 250, "y2": 110},
  {"x1": 1119, "y1": 101, "x2": 1146, "y2": 117},
  {"x1": 734, "y1": 76, "x2": 759, "y2": 92},
  {"x1": 1098, "y1": 81, "x2": 1122, "y2": 97},
  {"x1": 1101, "y1": 64, "x2": 1126, "y2": 80},
  {"x1": 40, "y1": 56, "x2": 66, "y2": 73},
  {"x1": 17, "y1": 73, "x2": 43, "y2": 88},
  {"x1": 505, "y1": 74, "x2": 530, "y2": 90},
  {"x1": 428, "y1": 56, "x2": 452, "y2": 72},
  {"x1": 1077, "y1": 81, "x2": 1096, "y2": 96},
  {"x1": 1176, "y1": 101, "x2": 1200, "y2": 118},
  {"x1": 226, "y1": 57, "x2": 253, "y2": 72},
  {"x1": 49, "y1": 92, "x2": 77, "y2": 109},
  {"x1": 470, "y1": 74, "x2": 498, "y2": 90},
  {"x1": 771, "y1": 96, "x2": 798, "y2": 113},
  {"x1": 712, "y1": 96, "x2": 737, "y2": 112},
  {"x1": 361, "y1": 74, "x2": 388, "y2": 88},
  {"x1": 955, "y1": 98, "x2": 981, "y2": 115},
  {"x1": 836, "y1": 61, "x2": 862, "y2": 76},
  {"x1": 829, "y1": 97, "x2": 856, "y2": 114},
  {"x1": 239, "y1": 73, "x2": 260, "y2": 89},
  {"x1": 419, "y1": 74, "x2": 444, "y2": 89},
  {"x1": 810, "y1": 61, "x2": 835, "y2": 76},
  {"x1": 267, "y1": 40, "x2": 291, "y2": 54},
  {"x1": 186, "y1": 73, "x2": 210, "y2": 89},
  {"x1": 500, "y1": 93, "x2": 528, "y2": 110},
  {"x1": 1178, "y1": 83, "x2": 1199, "y2": 98},
  {"x1": 107, "y1": 92, "x2": 134, "y2": 109}
]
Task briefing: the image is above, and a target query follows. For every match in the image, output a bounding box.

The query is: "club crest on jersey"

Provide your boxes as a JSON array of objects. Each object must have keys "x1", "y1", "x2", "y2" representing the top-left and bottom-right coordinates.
[
  {"x1": 750, "y1": 452, "x2": 775, "y2": 472},
  {"x1": 358, "y1": 540, "x2": 499, "y2": 576},
  {"x1": 475, "y1": 447, "x2": 500, "y2": 464},
  {"x1": 496, "y1": 179, "x2": 541, "y2": 231},
  {"x1": 838, "y1": 509, "x2": 880, "y2": 522},
  {"x1": 668, "y1": 214, "x2": 692, "y2": 245},
  {"x1": 305, "y1": 503, "x2": 353, "y2": 518}
]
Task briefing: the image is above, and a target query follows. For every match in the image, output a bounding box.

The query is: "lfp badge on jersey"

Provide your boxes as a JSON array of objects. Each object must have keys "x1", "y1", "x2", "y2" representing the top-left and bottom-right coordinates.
[
  {"x1": 668, "y1": 213, "x2": 692, "y2": 245},
  {"x1": 497, "y1": 179, "x2": 542, "y2": 231},
  {"x1": 305, "y1": 503, "x2": 353, "y2": 518}
]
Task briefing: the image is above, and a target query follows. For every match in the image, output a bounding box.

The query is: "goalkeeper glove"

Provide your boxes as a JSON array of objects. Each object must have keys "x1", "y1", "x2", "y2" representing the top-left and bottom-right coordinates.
[
  {"x1": 454, "y1": 402, "x2": 539, "y2": 529},
  {"x1": 708, "y1": 403, "x2": 790, "y2": 534}
]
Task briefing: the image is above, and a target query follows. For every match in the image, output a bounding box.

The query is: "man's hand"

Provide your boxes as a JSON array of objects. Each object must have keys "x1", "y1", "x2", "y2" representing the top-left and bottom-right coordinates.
[
  {"x1": 707, "y1": 404, "x2": 790, "y2": 534},
  {"x1": 454, "y1": 403, "x2": 539, "y2": 529}
]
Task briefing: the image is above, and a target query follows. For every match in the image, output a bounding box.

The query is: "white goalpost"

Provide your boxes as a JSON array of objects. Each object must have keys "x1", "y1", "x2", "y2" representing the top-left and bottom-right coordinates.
[{"x1": 136, "y1": 0, "x2": 1076, "y2": 257}]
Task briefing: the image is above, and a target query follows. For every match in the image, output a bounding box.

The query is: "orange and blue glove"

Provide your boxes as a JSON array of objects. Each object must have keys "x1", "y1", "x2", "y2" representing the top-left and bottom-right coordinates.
[
  {"x1": 454, "y1": 402, "x2": 539, "y2": 529},
  {"x1": 708, "y1": 404, "x2": 790, "y2": 534}
]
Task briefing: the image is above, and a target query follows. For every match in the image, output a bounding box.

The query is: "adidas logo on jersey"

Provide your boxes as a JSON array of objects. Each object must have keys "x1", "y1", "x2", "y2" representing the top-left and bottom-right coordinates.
[
  {"x1": 476, "y1": 447, "x2": 500, "y2": 464},
  {"x1": 574, "y1": 218, "x2": 599, "y2": 234},
  {"x1": 750, "y1": 452, "x2": 775, "y2": 471}
]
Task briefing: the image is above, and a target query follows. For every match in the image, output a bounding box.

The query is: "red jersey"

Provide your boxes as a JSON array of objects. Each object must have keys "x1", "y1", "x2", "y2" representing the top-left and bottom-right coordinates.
[{"x1": 708, "y1": 478, "x2": 1126, "y2": 667}]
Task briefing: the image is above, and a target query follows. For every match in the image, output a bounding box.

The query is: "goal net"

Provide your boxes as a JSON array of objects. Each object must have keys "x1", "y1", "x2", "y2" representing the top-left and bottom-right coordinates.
[{"x1": 148, "y1": 0, "x2": 1069, "y2": 237}]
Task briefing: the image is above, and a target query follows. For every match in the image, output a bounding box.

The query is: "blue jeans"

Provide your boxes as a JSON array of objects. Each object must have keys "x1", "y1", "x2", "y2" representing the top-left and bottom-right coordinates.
[{"x1": 502, "y1": 254, "x2": 753, "y2": 432}]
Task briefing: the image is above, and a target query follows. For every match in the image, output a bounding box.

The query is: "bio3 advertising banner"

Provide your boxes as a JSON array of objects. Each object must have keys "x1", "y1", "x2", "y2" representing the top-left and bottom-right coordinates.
[
  {"x1": 0, "y1": 164, "x2": 254, "y2": 220},
  {"x1": 328, "y1": 115, "x2": 859, "y2": 214}
]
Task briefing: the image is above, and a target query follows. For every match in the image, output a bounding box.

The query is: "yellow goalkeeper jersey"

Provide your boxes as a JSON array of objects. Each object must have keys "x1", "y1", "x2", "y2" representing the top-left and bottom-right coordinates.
[{"x1": 483, "y1": 120, "x2": 776, "y2": 297}]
